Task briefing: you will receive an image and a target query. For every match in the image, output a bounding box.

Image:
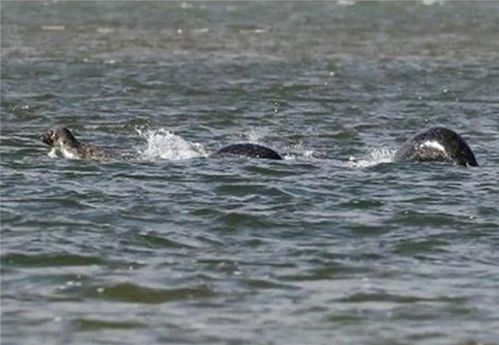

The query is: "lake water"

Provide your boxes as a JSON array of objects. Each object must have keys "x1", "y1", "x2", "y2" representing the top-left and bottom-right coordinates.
[{"x1": 1, "y1": 1, "x2": 499, "y2": 344}]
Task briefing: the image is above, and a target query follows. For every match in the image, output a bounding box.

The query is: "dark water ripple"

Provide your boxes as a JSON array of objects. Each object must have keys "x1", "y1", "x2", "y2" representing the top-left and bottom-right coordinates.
[{"x1": 2, "y1": 1, "x2": 499, "y2": 345}]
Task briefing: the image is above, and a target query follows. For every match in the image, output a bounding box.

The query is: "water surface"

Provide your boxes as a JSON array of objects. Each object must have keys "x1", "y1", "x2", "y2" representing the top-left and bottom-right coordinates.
[{"x1": 1, "y1": 2, "x2": 499, "y2": 344}]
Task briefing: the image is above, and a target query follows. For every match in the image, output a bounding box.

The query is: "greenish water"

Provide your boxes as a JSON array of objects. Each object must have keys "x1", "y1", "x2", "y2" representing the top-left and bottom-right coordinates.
[{"x1": 1, "y1": 1, "x2": 499, "y2": 344}]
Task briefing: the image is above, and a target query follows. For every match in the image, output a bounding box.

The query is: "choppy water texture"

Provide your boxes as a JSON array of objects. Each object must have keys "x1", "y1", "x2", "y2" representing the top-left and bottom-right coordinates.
[{"x1": 1, "y1": 1, "x2": 499, "y2": 344}]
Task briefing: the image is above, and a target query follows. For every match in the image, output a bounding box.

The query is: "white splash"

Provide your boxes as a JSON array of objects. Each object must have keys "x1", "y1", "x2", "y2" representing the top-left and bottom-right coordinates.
[
  {"x1": 422, "y1": 0, "x2": 445, "y2": 5},
  {"x1": 347, "y1": 148, "x2": 397, "y2": 168},
  {"x1": 136, "y1": 128, "x2": 208, "y2": 161},
  {"x1": 61, "y1": 148, "x2": 79, "y2": 159},
  {"x1": 47, "y1": 147, "x2": 79, "y2": 160},
  {"x1": 337, "y1": 0, "x2": 356, "y2": 5},
  {"x1": 282, "y1": 146, "x2": 315, "y2": 160},
  {"x1": 245, "y1": 128, "x2": 269, "y2": 143},
  {"x1": 48, "y1": 148, "x2": 59, "y2": 159}
]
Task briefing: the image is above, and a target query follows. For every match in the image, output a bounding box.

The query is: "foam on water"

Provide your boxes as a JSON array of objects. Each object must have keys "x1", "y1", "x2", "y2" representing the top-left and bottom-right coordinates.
[
  {"x1": 282, "y1": 146, "x2": 315, "y2": 160},
  {"x1": 347, "y1": 148, "x2": 397, "y2": 168},
  {"x1": 284, "y1": 151, "x2": 315, "y2": 160},
  {"x1": 136, "y1": 128, "x2": 208, "y2": 161}
]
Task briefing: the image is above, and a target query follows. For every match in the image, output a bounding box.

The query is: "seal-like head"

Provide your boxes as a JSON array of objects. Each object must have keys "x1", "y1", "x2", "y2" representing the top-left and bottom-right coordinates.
[
  {"x1": 394, "y1": 127, "x2": 478, "y2": 167},
  {"x1": 41, "y1": 125, "x2": 112, "y2": 160},
  {"x1": 41, "y1": 126, "x2": 80, "y2": 149}
]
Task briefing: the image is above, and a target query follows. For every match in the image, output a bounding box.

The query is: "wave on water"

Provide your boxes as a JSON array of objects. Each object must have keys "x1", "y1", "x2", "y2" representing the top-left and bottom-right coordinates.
[
  {"x1": 136, "y1": 128, "x2": 208, "y2": 161},
  {"x1": 347, "y1": 148, "x2": 397, "y2": 168}
]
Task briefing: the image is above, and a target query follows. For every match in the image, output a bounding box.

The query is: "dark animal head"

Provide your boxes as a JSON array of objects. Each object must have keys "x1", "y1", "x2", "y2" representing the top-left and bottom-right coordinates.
[
  {"x1": 41, "y1": 126, "x2": 80, "y2": 148},
  {"x1": 394, "y1": 127, "x2": 478, "y2": 167},
  {"x1": 423, "y1": 127, "x2": 478, "y2": 167}
]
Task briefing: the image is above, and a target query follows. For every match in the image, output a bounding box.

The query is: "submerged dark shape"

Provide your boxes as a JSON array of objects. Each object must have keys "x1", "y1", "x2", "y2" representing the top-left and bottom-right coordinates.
[
  {"x1": 41, "y1": 125, "x2": 112, "y2": 160},
  {"x1": 394, "y1": 127, "x2": 478, "y2": 167},
  {"x1": 213, "y1": 143, "x2": 283, "y2": 160}
]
